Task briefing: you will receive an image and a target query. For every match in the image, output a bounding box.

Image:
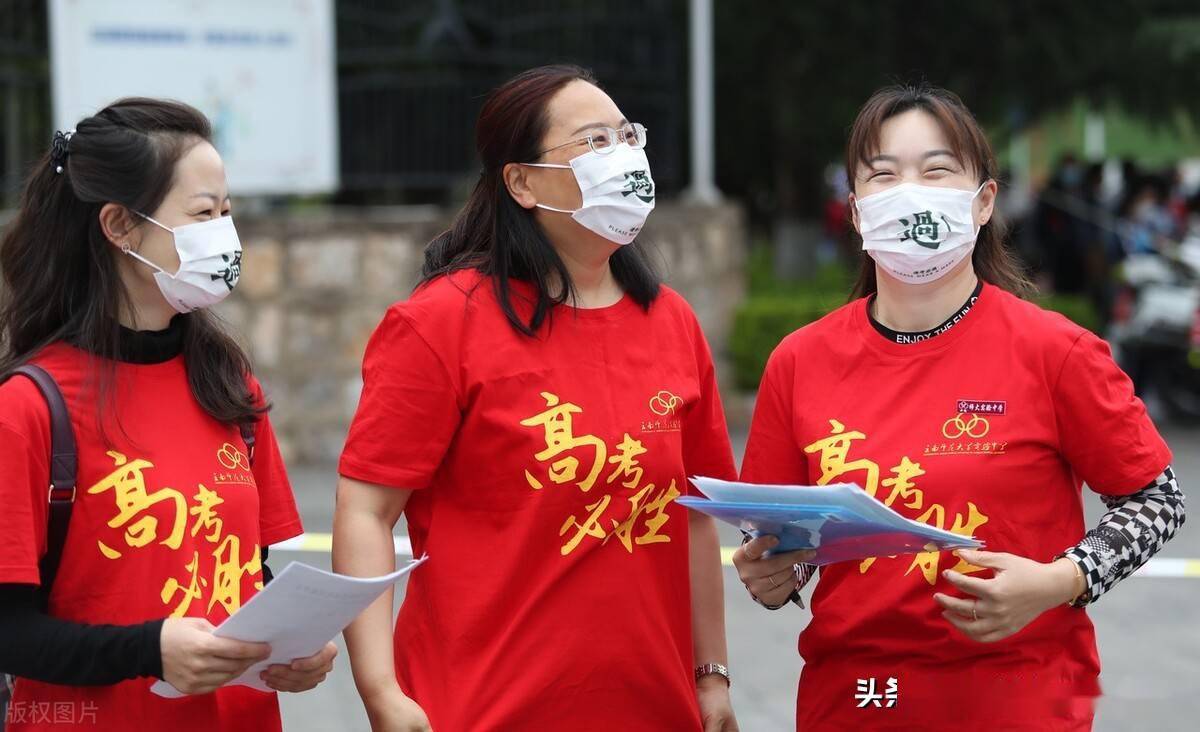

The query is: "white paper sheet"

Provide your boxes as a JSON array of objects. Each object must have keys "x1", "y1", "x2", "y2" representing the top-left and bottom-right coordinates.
[{"x1": 151, "y1": 555, "x2": 427, "y2": 698}]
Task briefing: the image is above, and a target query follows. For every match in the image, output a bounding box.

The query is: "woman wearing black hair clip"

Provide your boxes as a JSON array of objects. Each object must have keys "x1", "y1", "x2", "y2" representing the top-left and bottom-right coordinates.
[
  {"x1": 49, "y1": 129, "x2": 72, "y2": 173},
  {"x1": 0, "y1": 99, "x2": 335, "y2": 732}
]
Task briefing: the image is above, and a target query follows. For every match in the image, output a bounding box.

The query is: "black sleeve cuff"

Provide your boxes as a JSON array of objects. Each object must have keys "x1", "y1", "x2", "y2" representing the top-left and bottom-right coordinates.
[{"x1": 137, "y1": 619, "x2": 166, "y2": 679}]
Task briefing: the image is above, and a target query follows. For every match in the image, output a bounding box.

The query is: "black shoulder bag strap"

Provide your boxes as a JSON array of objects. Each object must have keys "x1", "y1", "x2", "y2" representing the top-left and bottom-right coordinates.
[
  {"x1": 8, "y1": 365, "x2": 78, "y2": 605},
  {"x1": 1, "y1": 365, "x2": 75, "y2": 724},
  {"x1": 239, "y1": 421, "x2": 256, "y2": 466}
]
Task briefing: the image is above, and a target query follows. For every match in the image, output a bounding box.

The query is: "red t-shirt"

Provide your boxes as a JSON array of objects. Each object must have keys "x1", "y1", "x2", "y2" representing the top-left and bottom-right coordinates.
[
  {"x1": 339, "y1": 271, "x2": 736, "y2": 732},
  {"x1": 741, "y1": 283, "x2": 1171, "y2": 732},
  {"x1": 0, "y1": 343, "x2": 303, "y2": 732}
]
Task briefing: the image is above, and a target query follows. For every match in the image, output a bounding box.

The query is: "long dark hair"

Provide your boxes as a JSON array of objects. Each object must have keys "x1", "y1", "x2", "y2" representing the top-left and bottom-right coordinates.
[
  {"x1": 0, "y1": 98, "x2": 262, "y2": 428},
  {"x1": 421, "y1": 65, "x2": 661, "y2": 336},
  {"x1": 845, "y1": 84, "x2": 1034, "y2": 300}
]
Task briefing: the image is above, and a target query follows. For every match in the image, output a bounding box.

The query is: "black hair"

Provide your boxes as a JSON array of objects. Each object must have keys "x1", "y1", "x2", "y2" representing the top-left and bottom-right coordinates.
[
  {"x1": 421, "y1": 65, "x2": 661, "y2": 335},
  {"x1": 0, "y1": 97, "x2": 263, "y2": 429}
]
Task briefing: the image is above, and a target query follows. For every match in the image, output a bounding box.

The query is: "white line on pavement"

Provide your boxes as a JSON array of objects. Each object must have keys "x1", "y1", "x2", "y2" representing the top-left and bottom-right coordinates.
[{"x1": 272, "y1": 533, "x2": 1200, "y2": 578}]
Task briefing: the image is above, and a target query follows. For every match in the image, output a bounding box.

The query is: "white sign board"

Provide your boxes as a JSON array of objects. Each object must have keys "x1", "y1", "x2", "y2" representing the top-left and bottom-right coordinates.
[{"x1": 50, "y1": 0, "x2": 338, "y2": 195}]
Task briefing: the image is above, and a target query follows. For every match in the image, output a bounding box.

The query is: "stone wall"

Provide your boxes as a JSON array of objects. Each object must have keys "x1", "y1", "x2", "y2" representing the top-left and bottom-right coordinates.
[{"x1": 214, "y1": 202, "x2": 747, "y2": 464}]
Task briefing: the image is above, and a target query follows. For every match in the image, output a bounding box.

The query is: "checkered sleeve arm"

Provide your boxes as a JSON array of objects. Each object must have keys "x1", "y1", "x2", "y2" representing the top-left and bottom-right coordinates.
[
  {"x1": 1061, "y1": 466, "x2": 1185, "y2": 606},
  {"x1": 761, "y1": 563, "x2": 817, "y2": 611},
  {"x1": 742, "y1": 533, "x2": 817, "y2": 610},
  {"x1": 788, "y1": 563, "x2": 816, "y2": 609}
]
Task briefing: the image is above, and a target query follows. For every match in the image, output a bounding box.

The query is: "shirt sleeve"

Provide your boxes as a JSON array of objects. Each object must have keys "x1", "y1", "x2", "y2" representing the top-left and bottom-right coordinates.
[
  {"x1": 740, "y1": 343, "x2": 808, "y2": 486},
  {"x1": 339, "y1": 306, "x2": 463, "y2": 490},
  {"x1": 682, "y1": 316, "x2": 737, "y2": 488},
  {"x1": 1062, "y1": 466, "x2": 1186, "y2": 606},
  {"x1": 739, "y1": 342, "x2": 817, "y2": 609},
  {"x1": 0, "y1": 584, "x2": 163, "y2": 685},
  {"x1": 247, "y1": 378, "x2": 303, "y2": 547},
  {"x1": 1051, "y1": 330, "x2": 1172, "y2": 494},
  {"x1": 0, "y1": 379, "x2": 52, "y2": 587}
]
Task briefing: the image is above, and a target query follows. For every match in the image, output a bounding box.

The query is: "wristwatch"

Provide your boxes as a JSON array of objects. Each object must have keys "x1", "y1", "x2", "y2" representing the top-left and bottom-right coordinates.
[{"x1": 695, "y1": 663, "x2": 731, "y2": 687}]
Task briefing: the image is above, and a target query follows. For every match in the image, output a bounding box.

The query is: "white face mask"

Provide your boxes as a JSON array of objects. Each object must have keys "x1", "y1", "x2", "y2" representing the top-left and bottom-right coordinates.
[
  {"x1": 523, "y1": 143, "x2": 656, "y2": 245},
  {"x1": 855, "y1": 181, "x2": 986, "y2": 284},
  {"x1": 126, "y1": 213, "x2": 242, "y2": 313}
]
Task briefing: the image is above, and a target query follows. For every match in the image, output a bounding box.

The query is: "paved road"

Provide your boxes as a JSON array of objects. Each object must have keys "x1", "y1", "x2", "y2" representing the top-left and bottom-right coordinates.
[{"x1": 278, "y1": 425, "x2": 1200, "y2": 731}]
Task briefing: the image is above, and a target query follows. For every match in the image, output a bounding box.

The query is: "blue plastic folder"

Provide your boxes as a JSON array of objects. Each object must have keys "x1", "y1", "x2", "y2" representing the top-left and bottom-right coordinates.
[{"x1": 679, "y1": 477, "x2": 982, "y2": 565}]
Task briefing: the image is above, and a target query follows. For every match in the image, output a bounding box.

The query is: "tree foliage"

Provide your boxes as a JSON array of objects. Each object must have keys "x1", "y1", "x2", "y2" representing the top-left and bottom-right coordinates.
[{"x1": 713, "y1": 0, "x2": 1200, "y2": 217}]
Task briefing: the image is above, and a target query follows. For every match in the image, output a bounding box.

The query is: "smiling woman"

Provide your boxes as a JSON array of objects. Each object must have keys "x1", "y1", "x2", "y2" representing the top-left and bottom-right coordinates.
[
  {"x1": 845, "y1": 86, "x2": 1032, "y2": 301},
  {"x1": 0, "y1": 98, "x2": 334, "y2": 732},
  {"x1": 732, "y1": 84, "x2": 1184, "y2": 732}
]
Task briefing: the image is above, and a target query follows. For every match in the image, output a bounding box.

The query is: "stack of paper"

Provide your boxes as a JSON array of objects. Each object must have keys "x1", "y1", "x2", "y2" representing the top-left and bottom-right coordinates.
[
  {"x1": 151, "y1": 556, "x2": 427, "y2": 698},
  {"x1": 679, "y1": 477, "x2": 981, "y2": 565}
]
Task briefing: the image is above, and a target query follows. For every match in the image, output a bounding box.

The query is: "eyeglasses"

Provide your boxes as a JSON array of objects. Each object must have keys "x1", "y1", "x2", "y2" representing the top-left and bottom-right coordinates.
[{"x1": 534, "y1": 122, "x2": 648, "y2": 158}]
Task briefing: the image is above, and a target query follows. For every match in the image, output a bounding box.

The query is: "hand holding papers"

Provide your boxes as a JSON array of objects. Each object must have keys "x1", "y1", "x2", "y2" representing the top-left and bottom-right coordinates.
[
  {"x1": 679, "y1": 477, "x2": 980, "y2": 565},
  {"x1": 151, "y1": 556, "x2": 427, "y2": 697}
]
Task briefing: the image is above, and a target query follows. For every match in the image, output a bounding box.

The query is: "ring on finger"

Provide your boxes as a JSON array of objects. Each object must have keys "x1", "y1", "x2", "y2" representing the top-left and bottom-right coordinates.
[{"x1": 972, "y1": 601, "x2": 979, "y2": 622}]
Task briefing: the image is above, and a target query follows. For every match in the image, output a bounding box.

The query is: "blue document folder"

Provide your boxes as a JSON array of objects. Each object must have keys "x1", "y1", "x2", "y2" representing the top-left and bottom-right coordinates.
[{"x1": 680, "y1": 477, "x2": 982, "y2": 565}]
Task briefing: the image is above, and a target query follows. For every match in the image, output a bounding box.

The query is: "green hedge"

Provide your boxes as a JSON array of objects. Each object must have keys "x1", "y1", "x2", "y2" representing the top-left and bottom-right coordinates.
[
  {"x1": 730, "y1": 293, "x2": 843, "y2": 390},
  {"x1": 1034, "y1": 294, "x2": 1102, "y2": 334},
  {"x1": 730, "y1": 251, "x2": 852, "y2": 389}
]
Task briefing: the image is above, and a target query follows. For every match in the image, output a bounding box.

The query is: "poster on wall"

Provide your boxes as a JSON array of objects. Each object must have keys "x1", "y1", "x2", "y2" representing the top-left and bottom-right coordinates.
[{"x1": 50, "y1": 0, "x2": 338, "y2": 195}]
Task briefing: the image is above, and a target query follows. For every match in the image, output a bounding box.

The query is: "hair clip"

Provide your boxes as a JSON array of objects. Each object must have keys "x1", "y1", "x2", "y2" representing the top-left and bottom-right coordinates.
[{"x1": 50, "y1": 129, "x2": 75, "y2": 174}]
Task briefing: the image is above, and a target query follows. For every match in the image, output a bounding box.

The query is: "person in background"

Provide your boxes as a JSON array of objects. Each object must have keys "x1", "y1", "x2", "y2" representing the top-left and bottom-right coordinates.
[
  {"x1": 1117, "y1": 175, "x2": 1175, "y2": 256},
  {"x1": 1034, "y1": 153, "x2": 1088, "y2": 293}
]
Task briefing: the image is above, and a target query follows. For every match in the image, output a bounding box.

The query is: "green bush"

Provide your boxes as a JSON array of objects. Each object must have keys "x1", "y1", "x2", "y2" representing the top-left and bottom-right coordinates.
[
  {"x1": 731, "y1": 251, "x2": 853, "y2": 390},
  {"x1": 730, "y1": 293, "x2": 845, "y2": 390},
  {"x1": 1035, "y1": 293, "x2": 1102, "y2": 334}
]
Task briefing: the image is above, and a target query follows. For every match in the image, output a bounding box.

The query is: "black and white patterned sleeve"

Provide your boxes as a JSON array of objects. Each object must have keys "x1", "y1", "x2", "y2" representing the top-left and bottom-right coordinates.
[
  {"x1": 741, "y1": 532, "x2": 818, "y2": 610},
  {"x1": 787, "y1": 563, "x2": 816, "y2": 609},
  {"x1": 1061, "y1": 466, "x2": 1185, "y2": 606},
  {"x1": 758, "y1": 563, "x2": 817, "y2": 611}
]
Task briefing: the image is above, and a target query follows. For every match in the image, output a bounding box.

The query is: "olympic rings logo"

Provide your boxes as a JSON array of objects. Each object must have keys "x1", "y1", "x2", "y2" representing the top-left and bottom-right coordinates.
[
  {"x1": 649, "y1": 390, "x2": 684, "y2": 416},
  {"x1": 217, "y1": 442, "x2": 251, "y2": 471},
  {"x1": 942, "y1": 413, "x2": 990, "y2": 439}
]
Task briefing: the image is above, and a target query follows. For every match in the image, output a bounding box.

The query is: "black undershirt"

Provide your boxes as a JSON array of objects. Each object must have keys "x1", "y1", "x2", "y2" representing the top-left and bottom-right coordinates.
[
  {"x1": 1, "y1": 319, "x2": 272, "y2": 687},
  {"x1": 868, "y1": 281, "x2": 983, "y2": 344},
  {"x1": 115, "y1": 317, "x2": 187, "y2": 364}
]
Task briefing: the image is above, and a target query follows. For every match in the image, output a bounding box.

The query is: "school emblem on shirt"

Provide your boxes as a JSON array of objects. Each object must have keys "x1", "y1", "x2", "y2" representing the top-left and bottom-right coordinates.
[
  {"x1": 217, "y1": 442, "x2": 250, "y2": 470},
  {"x1": 214, "y1": 442, "x2": 254, "y2": 487},
  {"x1": 899, "y1": 210, "x2": 950, "y2": 249},
  {"x1": 925, "y1": 404, "x2": 1007, "y2": 457},
  {"x1": 644, "y1": 390, "x2": 683, "y2": 433},
  {"x1": 649, "y1": 390, "x2": 682, "y2": 416},
  {"x1": 942, "y1": 413, "x2": 989, "y2": 439},
  {"x1": 956, "y1": 399, "x2": 1006, "y2": 416}
]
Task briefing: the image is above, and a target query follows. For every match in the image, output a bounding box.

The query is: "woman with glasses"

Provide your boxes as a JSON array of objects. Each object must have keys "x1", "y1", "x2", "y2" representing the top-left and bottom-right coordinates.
[{"x1": 332, "y1": 65, "x2": 740, "y2": 732}]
